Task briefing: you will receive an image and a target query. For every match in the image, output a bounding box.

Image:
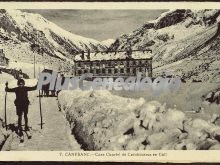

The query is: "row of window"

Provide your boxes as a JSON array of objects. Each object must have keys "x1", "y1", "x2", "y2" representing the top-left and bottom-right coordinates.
[
  {"x1": 75, "y1": 60, "x2": 150, "y2": 68},
  {"x1": 76, "y1": 67, "x2": 147, "y2": 75}
]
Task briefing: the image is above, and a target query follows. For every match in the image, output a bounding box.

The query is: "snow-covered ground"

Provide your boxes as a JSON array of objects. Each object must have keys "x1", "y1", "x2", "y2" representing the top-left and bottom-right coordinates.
[
  {"x1": 8, "y1": 61, "x2": 45, "y2": 79},
  {"x1": 0, "y1": 71, "x2": 81, "y2": 151},
  {"x1": 58, "y1": 89, "x2": 220, "y2": 150},
  {"x1": 1, "y1": 40, "x2": 73, "y2": 76}
]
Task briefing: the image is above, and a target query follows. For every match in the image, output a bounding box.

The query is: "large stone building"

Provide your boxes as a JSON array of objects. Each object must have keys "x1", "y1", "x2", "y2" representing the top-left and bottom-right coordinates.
[
  {"x1": 0, "y1": 49, "x2": 9, "y2": 66},
  {"x1": 74, "y1": 57, "x2": 153, "y2": 78}
]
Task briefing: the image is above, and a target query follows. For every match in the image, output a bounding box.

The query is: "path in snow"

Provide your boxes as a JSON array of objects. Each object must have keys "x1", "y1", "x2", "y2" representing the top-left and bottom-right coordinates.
[{"x1": 2, "y1": 96, "x2": 81, "y2": 151}]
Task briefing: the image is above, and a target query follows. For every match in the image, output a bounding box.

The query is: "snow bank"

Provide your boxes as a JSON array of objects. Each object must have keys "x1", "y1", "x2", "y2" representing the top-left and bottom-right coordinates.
[
  {"x1": 0, "y1": 120, "x2": 8, "y2": 150},
  {"x1": 58, "y1": 90, "x2": 220, "y2": 150},
  {"x1": 0, "y1": 72, "x2": 14, "y2": 150}
]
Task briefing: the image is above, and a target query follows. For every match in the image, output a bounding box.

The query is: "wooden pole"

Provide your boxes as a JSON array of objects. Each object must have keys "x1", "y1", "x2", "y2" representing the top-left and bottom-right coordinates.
[
  {"x1": 4, "y1": 92, "x2": 7, "y2": 130},
  {"x1": 39, "y1": 90, "x2": 43, "y2": 129},
  {"x1": 34, "y1": 54, "x2": 36, "y2": 78}
]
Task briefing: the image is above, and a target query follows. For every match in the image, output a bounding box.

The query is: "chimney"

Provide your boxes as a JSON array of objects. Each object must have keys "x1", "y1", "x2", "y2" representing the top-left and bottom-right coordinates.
[
  {"x1": 87, "y1": 50, "x2": 90, "y2": 60},
  {"x1": 81, "y1": 51, "x2": 85, "y2": 60},
  {"x1": 0, "y1": 49, "x2": 4, "y2": 57}
]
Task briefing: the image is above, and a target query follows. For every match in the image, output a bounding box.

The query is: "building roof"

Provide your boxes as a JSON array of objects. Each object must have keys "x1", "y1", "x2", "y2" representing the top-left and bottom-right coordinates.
[{"x1": 74, "y1": 51, "x2": 153, "y2": 62}]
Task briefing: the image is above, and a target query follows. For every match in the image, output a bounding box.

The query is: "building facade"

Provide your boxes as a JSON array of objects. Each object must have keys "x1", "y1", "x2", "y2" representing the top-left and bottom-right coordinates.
[{"x1": 74, "y1": 58, "x2": 153, "y2": 78}]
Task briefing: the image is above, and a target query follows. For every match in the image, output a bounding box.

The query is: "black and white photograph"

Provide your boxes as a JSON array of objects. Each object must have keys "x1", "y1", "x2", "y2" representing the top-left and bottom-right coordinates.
[{"x1": 0, "y1": 3, "x2": 220, "y2": 157}]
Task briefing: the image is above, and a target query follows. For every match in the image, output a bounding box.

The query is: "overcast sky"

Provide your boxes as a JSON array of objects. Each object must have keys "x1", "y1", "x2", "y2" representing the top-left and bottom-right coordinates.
[{"x1": 23, "y1": 9, "x2": 167, "y2": 41}]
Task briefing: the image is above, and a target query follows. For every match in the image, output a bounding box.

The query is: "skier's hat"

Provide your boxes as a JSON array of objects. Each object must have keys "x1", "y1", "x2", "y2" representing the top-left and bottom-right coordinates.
[{"x1": 17, "y1": 78, "x2": 25, "y2": 85}]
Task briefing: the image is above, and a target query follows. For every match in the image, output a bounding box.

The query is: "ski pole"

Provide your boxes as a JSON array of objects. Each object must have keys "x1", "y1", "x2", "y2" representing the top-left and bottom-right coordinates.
[
  {"x1": 4, "y1": 91, "x2": 7, "y2": 130},
  {"x1": 39, "y1": 90, "x2": 43, "y2": 129}
]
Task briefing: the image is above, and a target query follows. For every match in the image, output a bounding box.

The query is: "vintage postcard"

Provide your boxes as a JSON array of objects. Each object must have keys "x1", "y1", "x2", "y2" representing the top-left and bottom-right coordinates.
[{"x1": 0, "y1": 1, "x2": 220, "y2": 162}]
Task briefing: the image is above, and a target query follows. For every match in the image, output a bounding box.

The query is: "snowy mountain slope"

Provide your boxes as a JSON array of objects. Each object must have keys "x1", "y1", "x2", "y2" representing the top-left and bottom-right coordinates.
[
  {"x1": 109, "y1": 9, "x2": 220, "y2": 82},
  {"x1": 0, "y1": 9, "x2": 107, "y2": 56},
  {"x1": 0, "y1": 9, "x2": 107, "y2": 76},
  {"x1": 101, "y1": 39, "x2": 115, "y2": 47},
  {"x1": 154, "y1": 22, "x2": 220, "y2": 82}
]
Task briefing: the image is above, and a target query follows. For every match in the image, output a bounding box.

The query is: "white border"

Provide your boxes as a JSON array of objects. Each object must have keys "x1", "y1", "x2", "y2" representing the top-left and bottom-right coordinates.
[
  {"x1": 0, "y1": 150, "x2": 220, "y2": 162},
  {"x1": 0, "y1": 2, "x2": 219, "y2": 9},
  {"x1": 0, "y1": 1, "x2": 220, "y2": 162}
]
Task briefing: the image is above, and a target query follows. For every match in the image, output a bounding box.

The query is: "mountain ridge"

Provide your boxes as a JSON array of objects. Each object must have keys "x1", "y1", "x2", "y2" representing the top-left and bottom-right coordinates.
[
  {"x1": 0, "y1": 9, "x2": 107, "y2": 59},
  {"x1": 0, "y1": 9, "x2": 107, "y2": 75},
  {"x1": 109, "y1": 9, "x2": 220, "y2": 82}
]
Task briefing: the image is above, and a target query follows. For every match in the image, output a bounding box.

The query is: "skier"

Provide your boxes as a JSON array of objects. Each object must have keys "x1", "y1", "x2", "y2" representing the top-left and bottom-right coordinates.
[{"x1": 5, "y1": 78, "x2": 37, "y2": 141}]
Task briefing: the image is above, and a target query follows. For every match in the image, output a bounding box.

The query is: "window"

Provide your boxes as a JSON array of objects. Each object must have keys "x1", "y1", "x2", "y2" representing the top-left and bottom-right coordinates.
[
  {"x1": 133, "y1": 68, "x2": 136, "y2": 74},
  {"x1": 95, "y1": 62, "x2": 100, "y2": 67},
  {"x1": 139, "y1": 60, "x2": 142, "y2": 65},
  {"x1": 96, "y1": 69, "x2": 100, "y2": 74},
  {"x1": 127, "y1": 68, "x2": 130, "y2": 73}
]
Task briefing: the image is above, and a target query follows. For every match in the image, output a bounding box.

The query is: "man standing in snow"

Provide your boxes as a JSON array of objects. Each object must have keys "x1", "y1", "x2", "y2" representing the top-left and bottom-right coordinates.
[{"x1": 5, "y1": 79, "x2": 37, "y2": 139}]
